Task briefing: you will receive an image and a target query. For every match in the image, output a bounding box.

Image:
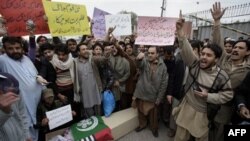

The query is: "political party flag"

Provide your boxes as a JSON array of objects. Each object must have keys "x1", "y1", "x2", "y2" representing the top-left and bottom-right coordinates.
[{"x1": 70, "y1": 116, "x2": 113, "y2": 141}]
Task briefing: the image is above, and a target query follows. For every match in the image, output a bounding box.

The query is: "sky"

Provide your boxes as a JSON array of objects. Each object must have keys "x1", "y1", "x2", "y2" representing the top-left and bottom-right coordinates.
[
  {"x1": 48, "y1": 0, "x2": 250, "y2": 40},
  {"x1": 53, "y1": 0, "x2": 250, "y2": 18},
  {"x1": 16, "y1": 0, "x2": 250, "y2": 40}
]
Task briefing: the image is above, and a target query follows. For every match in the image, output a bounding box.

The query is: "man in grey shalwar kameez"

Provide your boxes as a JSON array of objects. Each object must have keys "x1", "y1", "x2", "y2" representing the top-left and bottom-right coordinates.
[{"x1": 74, "y1": 43, "x2": 103, "y2": 118}]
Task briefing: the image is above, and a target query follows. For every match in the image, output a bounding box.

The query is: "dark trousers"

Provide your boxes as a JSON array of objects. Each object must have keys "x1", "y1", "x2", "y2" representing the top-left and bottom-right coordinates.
[
  {"x1": 57, "y1": 84, "x2": 74, "y2": 105},
  {"x1": 160, "y1": 99, "x2": 172, "y2": 125},
  {"x1": 113, "y1": 100, "x2": 121, "y2": 112},
  {"x1": 120, "y1": 92, "x2": 133, "y2": 110},
  {"x1": 58, "y1": 85, "x2": 81, "y2": 122},
  {"x1": 208, "y1": 121, "x2": 224, "y2": 141}
]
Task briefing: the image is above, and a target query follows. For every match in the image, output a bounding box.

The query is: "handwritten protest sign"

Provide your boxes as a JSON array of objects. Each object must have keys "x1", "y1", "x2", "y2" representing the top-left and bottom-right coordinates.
[
  {"x1": 105, "y1": 14, "x2": 132, "y2": 36},
  {"x1": 46, "y1": 105, "x2": 73, "y2": 130},
  {"x1": 135, "y1": 16, "x2": 177, "y2": 46},
  {"x1": 0, "y1": 0, "x2": 49, "y2": 36},
  {"x1": 92, "y1": 7, "x2": 110, "y2": 39},
  {"x1": 42, "y1": 0, "x2": 90, "y2": 36}
]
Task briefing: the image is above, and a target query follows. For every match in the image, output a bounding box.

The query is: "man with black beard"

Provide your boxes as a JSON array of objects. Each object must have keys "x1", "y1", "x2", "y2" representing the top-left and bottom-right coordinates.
[
  {"x1": 0, "y1": 36, "x2": 47, "y2": 141},
  {"x1": 172, "y1": 11, "x2": 233, "y2": 141}
]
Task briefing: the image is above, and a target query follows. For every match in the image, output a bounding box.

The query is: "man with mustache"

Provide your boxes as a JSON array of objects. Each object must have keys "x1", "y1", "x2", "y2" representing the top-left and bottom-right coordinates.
[
  {"x1": 0, "y1": 36, "x2": 46, "y2": 141},
  {"x1": 210, "y1": 2, "x2": 250, "y2": 141},
  {"x1": 172, "y1": 10, "x2": 233, "y2": 141},
  {"x1": 73, "y1": 43, "x2": 103, "y2": 118},
  {"x1": 133, "y1": 46, "x2": 168, "y2": 138}
]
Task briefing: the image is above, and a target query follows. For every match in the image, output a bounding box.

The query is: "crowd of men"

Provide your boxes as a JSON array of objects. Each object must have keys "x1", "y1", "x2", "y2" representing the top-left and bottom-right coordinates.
[{"x1": 0, "y1": 2, "x2": 250, "y2": 141}]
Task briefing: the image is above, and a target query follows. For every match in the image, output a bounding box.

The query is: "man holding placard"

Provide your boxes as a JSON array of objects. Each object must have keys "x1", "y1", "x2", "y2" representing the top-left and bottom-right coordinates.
[{"x1": 36, "y1": 88, "x2": 76, "y2": 141}]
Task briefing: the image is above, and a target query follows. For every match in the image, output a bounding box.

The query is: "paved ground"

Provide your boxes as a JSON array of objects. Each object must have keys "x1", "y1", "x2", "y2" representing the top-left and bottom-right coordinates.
[{"x1": 118, "y1": 121, "x2": 174, "y2": 141}]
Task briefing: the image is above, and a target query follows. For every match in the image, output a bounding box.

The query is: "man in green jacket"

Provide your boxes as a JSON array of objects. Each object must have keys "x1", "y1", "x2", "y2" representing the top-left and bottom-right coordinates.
[{"x1": 132, "y1": 46, "x2": 168, "y2": 137}]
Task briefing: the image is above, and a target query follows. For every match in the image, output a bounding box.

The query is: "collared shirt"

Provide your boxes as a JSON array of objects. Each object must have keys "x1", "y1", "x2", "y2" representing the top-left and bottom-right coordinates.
[
  {"x1": 149, "y1": 59, "x2": 159, "y2": 81},
  {"x1": 232, "y1": 60, "x2": 246, "y2": 72}
]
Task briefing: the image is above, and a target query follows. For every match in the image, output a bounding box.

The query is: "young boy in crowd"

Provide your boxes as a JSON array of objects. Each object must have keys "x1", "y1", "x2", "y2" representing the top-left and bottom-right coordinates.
[{"x1": 36, "y1": 88, "x2": 76, "y2": 141}]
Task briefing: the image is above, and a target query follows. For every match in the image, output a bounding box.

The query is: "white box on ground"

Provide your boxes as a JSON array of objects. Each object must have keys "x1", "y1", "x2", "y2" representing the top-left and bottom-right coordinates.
[
  {"x1": 46, "y1": 107, "x2": 138, "y2": 141},
  {"x1": 103, "y1": 108, "x2": 139, "y2": 140}
]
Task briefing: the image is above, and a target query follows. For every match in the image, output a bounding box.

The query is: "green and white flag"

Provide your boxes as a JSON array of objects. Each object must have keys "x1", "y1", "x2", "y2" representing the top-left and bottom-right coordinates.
[{"x1": 70, "y1": 116, "x2": 113, "y2": 141}]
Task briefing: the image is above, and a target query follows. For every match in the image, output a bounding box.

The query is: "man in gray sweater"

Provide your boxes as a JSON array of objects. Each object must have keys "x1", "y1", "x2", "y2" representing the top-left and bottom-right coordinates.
[
  {"x1": 0, "y1": 72, "x2": 31, "y2": 141},
  {"x1": 132, "y1": 46, "x2": 168, "y2": 137}
]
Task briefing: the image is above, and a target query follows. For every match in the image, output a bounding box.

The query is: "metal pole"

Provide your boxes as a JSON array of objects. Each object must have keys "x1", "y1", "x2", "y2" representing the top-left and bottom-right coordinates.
[{"x1": 161, "y1": 0, "x2": 166, "y2": 17}]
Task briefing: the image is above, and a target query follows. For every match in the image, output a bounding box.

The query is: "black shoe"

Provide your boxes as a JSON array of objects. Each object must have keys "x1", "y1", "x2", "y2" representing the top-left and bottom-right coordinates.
[
  {"x1": 135, "y1": 126, "x2": 146, "y2": 132},
  {"x1": 152, "y1": 130, "x2": 159, "y2": 137},
  {"x1": 163, "y1": 121, "x2": 170, "y2": 127}
]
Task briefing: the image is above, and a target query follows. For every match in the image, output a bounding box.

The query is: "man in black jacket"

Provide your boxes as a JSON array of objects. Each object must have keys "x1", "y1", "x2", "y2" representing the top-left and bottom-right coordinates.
[
  {"x1": 39, "y1": 43, "x2": 58, "y2": 96},
  {"x1": 165, "y1": 46, "x2": 187, "y2": 137},
  {"x1": 234, "y1": 71, "x2": 250, "y2": 124},
  {"x1": 161, "y1": 46, "x2": 175, "y2": 127}
]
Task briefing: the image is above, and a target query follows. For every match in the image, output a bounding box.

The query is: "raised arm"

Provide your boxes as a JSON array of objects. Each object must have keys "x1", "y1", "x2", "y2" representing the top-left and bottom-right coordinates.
[
  {"x1": 0, "y1": 92, "x2": 20, "y2": 126},
  {"x1": 105, "y1": 26, "x2": 116, "y2": 42},
  {"x1": 210, "y1": 2, "x2": 227, "y2": 62},
  {"x1": 0, "y1": 16, "x2": 7, "y2": 37},
  {"x1": 136, "y1": 52, "x2": 146, "y2": 69},
  {"x1": 176, "y1": 10, "x2": 199, "y2": 67},
  {"x1": 26, "y1": 20, "x2": 37, "y2": 62}
]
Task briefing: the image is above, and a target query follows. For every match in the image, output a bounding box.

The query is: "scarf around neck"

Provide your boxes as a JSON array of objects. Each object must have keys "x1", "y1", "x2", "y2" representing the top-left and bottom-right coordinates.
[{"x1": 50, "y1": 53, "x2": 74, "y2": 70}]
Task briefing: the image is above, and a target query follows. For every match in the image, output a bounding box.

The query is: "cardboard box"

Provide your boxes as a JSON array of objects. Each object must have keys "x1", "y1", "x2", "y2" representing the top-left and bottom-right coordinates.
[{"x1": 46, "y1": 108, "x2": 138, "y2": 141}]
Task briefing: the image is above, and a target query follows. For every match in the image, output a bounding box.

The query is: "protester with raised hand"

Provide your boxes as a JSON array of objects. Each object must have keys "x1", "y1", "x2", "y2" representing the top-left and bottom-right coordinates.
[
  {"x1": 132, "y1": 46, "x2": 168, "y2": 138},
  {"x1": 172, "y1": 10, "x2": 232, "y2": 141},
  {"x1": 0, "y1": 15, "x2": 7, "y2": 37},
  {"x1": 210, "y1": 2, "x2": 250, "y2": 140}
]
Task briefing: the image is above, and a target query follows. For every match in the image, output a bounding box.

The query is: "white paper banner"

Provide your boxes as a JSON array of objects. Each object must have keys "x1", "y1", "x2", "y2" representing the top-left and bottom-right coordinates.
[
  {"x1": 105, "y1": 14, "x2": 132, "y2": 36},
  {"x1": 135, "y1": 16, "x2": 177, "y2": 46},
  {"x1": 46, "y1": 105, "x2": 73, "y2": 130}
]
